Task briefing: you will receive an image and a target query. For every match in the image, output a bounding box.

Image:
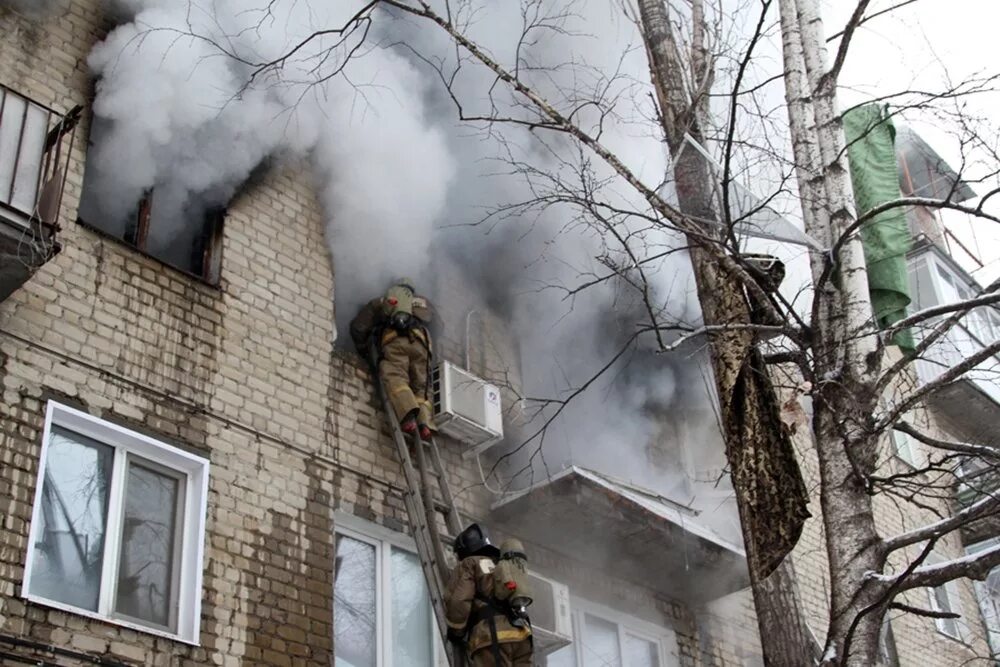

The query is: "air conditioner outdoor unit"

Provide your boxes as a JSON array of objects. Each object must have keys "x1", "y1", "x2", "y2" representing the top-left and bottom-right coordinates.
[
  {"x1": 526, "y1": 571, "x2": 573, "y2": 656},
  {"x1": 432, "y1": 361, "x2": 504, "y2": 454}
]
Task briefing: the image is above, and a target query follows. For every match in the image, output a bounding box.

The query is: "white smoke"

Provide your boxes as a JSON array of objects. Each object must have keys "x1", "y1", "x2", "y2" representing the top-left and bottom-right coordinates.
[
  {"x1": 81, "y1": 0, "x2": 788, "y2": 541},
  {"x1": 82, "y1": 0, "x2": 454, "y2": 314}
]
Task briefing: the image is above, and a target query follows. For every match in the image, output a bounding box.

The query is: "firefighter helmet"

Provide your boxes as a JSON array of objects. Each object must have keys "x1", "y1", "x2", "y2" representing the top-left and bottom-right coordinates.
[
  {"x1": 394, "y1": 277, "x2": 416, "y2": 294},
  {"x1": 454, "y1": 523, "x2": 500, "y2": 560}
]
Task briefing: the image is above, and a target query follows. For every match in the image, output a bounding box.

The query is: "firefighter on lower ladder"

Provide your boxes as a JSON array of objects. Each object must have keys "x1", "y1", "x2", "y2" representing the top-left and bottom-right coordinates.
[
  {"x1": 350, "y1": 277, "x2": 437, "y2": 439},
  {"x1": 445, "y1": 524, "x2": 533, "y2": 666}
]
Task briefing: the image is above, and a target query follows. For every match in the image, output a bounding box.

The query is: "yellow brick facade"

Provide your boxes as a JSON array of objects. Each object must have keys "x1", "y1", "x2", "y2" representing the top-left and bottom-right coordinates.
[
  {"x1": 0, "y1": 2, "x2": 992, "y2": 667},
  {"x1": 0, "y1": 1, "x2": 760, "y2": 665}
]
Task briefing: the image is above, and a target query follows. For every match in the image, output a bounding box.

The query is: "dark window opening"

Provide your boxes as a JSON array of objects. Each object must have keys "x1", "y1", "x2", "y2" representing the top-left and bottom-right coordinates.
[{"x1": 77, "y1": 117, "x2": 225, "y2": 284}]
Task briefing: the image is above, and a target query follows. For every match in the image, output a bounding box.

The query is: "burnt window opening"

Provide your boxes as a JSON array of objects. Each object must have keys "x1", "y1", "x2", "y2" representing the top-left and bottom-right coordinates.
[{"x1": 77, "y1": 117, "x2": 225, "y2": 284}]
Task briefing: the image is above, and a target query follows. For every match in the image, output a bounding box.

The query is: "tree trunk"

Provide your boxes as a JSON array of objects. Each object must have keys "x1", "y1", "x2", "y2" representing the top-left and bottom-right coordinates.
[
  {"x1": 779, "y1": 0, "x2": 886, "y2": 663},
  {"x1": 638, "y1": 1, "x2": 818, "y2": 664}
]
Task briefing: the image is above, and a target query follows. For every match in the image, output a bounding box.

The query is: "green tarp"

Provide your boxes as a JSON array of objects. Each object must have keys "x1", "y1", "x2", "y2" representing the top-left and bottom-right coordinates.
[{"x1": 843, "y1": 104, "x2": 915, "y2": 350}]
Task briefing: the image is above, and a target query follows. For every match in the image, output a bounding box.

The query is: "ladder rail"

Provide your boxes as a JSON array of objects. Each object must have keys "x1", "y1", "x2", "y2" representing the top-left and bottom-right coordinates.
[
  {"x1": 426, "y1": 435, "x2": 464, "y2": 537},
  {"x1": 370, "y1": 355, "x2": 465, "y2": 667}
]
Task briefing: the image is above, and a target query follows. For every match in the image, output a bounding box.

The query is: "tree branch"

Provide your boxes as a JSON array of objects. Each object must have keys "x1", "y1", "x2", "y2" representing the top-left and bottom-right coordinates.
[{"x1": 882, "y1": 491, "x2": 1000, "y2": 554}]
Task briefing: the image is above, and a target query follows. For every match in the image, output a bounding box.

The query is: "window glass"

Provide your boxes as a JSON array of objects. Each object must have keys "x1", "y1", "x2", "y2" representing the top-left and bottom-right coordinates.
[
  {"x1": 978, "y1": 566, "x2": 1000, "y2": 655},
  {"x1": 27, "y1": 426, "x2": 114, "y2": 611},
  {"x1": 932, "y1": 584, "x2": 959, "y2": 637},
  {"x1": 391, "y1": 548, "x2": 433, "y2": 666},
  {"x1": 0, "y1": 91, "x2": 49, "y2": 213},
  {"x1": 25, "y1": 405, "x2": 209, "y2": 642},
  {"x1": 878, "y1": 616, "x2": 899, "y2": 667},
  {"x1": 334, "y1": 535, "x2": 378, "y2": 667},
  {"x1": 624, "y1": 634, "x2": 659, "y2": 667},
  {"x1": 114, "y1": 459, "x2": 182, "y2": 628},
  {"x1": 582, "y1": 614, "x2": 622, "y2": 667},
  {"x1": 545, "y1": 643, "x2": 577, "y2": 667},
  {"x1": 891, "y1": 430, "x2": 918, "y2": 467}
]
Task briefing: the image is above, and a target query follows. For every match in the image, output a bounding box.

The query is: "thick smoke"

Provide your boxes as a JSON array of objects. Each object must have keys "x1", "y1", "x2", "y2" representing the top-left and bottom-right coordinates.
[
  {"x1": 82, "y1": 0, "x2": 793, "y2": 543},
  {"x1": 82, "y1": 0, "x2": 453, "y2": 316},
  {"x1": 370, "y1": 2, "x2": 735, "y2": 516}
]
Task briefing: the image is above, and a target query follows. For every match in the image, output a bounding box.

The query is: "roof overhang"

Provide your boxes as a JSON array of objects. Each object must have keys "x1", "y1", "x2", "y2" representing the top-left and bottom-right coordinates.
[{"x1": 490, "y1": 467, "x2": 750, "y2": 603}]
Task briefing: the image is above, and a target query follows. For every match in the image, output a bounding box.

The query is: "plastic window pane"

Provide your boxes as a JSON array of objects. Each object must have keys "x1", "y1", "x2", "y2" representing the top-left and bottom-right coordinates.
[
  {"x1": 26, "y1": 426, "x2": 114, "y2": 612},
  {"x1": 624, "y1": 633, "x2": 659, "y2": 667},
  {"x1": 581, "y1": 614, "x2": 622, "y2": 667},
  {"x1": 390, "y1": 547, "x2": 433, "y2": 666},
  {"x1": 113, "y1": 457, "x2": 184, "y2": 630},
  {"x1": 335, "y1": 535, "x2": 378, "y2": 667}
]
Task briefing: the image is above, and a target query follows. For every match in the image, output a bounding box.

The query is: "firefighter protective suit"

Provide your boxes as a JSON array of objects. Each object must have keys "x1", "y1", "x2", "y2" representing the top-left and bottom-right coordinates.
[
  {"x1": 445, "y1": 554, "x2": 533, "y2": 666},
  {"x1": 349, "y1": 284, "x2": 437, "y2": 432}
]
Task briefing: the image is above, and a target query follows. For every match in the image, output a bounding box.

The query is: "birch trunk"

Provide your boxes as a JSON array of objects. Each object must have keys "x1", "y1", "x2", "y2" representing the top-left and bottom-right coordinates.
[{"x1": 780, "y1": 0, "x2": 886, "y2": 663}]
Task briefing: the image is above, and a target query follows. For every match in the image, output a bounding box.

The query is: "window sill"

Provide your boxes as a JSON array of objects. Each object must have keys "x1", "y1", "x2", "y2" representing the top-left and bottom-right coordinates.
[
  {"x1": 892, "y1": 454, "x2": 922, "y2": 471},
  {"x1": 22, "y1": 594, "x2": 200, "y2": 646},
  {"x1": 76, "y1": 218, "x2": 222, "y2": 290},
  {"x1": 933, "y1": 628, "x2": 970, "y2": 646}
]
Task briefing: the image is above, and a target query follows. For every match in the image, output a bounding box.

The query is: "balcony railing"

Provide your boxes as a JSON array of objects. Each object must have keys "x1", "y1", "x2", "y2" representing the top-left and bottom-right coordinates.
[
  {"x1": 913, "y1": 319, "x2": 1000, "y2": 407},
  {"x1": 0, "y1": 84, "x2": 81, "y2": 302}
]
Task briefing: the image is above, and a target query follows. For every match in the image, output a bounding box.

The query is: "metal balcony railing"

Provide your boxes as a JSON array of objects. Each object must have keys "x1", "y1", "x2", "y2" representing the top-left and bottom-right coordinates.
[{"x1": 0, "y1": 84, "x2": 81, "y2": 302}]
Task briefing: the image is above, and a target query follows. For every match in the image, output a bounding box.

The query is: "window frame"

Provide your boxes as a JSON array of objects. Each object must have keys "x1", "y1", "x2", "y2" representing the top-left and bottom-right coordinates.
[
  {"x1": 545, "y1": 595, "x2": 679, "y2": 666},
  {"x1": 22, "y1": 401, "x2": 209, "y2": 644},
  {"x1": 333, "y1": 512, "x2": 445, "y2": 667},
  {"x1": 890, "y1": 428, "x2": 921, "y2": 469},
  {"x1": 965, "y1": 538, "x2": 1000, "y2": 658},
  {"x1": 924, "y1": 552, "x2": 967, "y2": 642}
]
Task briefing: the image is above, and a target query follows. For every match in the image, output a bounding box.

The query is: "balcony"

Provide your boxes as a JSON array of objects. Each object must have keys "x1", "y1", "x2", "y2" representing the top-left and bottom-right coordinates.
[
  {"x1": 907, "y1": 243, "x2": 1000, "y2": 442},
  {"x1": 490, "y1": 466, "x2": 749, "y2": 603},
  {"x1": 956, "y1": 459, "x2": 1000, "y2": 544},
  {"x1": 0, "y1": 84, "x2": 80, "y2": 303}
]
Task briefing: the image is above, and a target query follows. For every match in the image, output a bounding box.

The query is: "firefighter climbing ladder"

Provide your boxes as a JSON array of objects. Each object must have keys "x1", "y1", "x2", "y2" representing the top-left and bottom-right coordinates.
[{"x1": 374, "y1": 373, "x2": 466, "y2": 667}]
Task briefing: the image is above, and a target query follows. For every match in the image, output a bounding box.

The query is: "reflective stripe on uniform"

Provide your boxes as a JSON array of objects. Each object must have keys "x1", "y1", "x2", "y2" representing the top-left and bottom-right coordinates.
[
  {"x1": 468, "y1": 627, "x2": 531, "y2": 653},
  {"x1": 388, "y1": 383, "x2": 412, "y2": 397},
  {"x1": 446, "y1": 618, "x2": 467, "y2": 631}
]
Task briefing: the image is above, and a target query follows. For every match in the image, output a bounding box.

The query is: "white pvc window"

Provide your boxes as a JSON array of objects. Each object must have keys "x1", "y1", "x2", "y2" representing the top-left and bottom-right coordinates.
[
  {"x1": 966, "y1": 539, "x2": 1000, "y2": 658},
  {"x1": 925, "y1": 553, "x2": 967, "y2": 641},
  {"x1": 891, "y1": 429, "x2": 921, "y2": 468},
  {"x1": 544, "y1": 598, "x2": 678, "y2": 667},
  {"x1": 333, "y1": 515, "x2": 442, "y2": 667},
  {"x1": 23, "y1": 402, "x2": 209, "y2": 644}
]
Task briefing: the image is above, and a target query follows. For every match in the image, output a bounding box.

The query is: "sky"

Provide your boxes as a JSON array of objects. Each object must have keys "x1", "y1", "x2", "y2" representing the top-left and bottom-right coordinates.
[{"x1": 823, "y1": 0, "x2": 1000, "y2": 284}]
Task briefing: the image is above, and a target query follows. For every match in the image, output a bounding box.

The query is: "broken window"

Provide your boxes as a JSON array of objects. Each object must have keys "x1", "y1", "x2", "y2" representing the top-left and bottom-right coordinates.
[{"x1": 77, "y1": 117, "x2": 224, "y2": 283}]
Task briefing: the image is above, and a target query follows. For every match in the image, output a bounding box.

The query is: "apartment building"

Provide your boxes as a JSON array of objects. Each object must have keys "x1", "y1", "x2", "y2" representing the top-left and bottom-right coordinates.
[
  {"x1": 0, "y1": 2, "x2": 763, "y2": 665},
  {"x1": 1, "y1": 2, "x2": 997, "y2": 666}
]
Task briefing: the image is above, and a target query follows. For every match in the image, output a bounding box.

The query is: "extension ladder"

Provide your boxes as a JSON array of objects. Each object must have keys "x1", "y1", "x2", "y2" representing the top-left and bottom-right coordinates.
[{"x1": 374, "y1": 372, "x2": 466, "y2": 667}]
